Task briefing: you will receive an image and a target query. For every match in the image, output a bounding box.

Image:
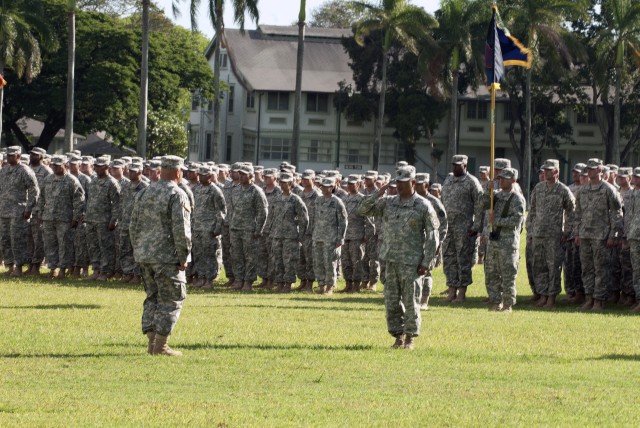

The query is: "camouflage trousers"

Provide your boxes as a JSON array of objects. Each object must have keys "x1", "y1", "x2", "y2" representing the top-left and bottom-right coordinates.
[
  {"x1": 271, "y1": 238, "x2": 300, "y2": 283},
  {"x1": 30, "y1": 219, "x2": 45, "y2": 264},
  {"x1": 362, "y1": 234, "x2": 380, "y2": 283},
  {"x1": 85, "y1": 222, "x2": 115, "y2": 275},
  {"x1": 620, "y1": 242, "x2": 634, "y2": 298},
  {"x1": 0, "y1": 216, "x2": 30, "y2": 266},
  {"x1": 525, "y1": 237, "x2": 536, "y2": 294},
  {"x1": 192, "y1": 230, "x2": 220, "y2": 280},
  {"x1": 384, "y1": 261, "x2": 422, "y2": 337},
  {"x1": 442, "y1": 226, "x2": 476, "y2": 288},
  {"x1": 579, "y1": 239, "x2": 609, "y2": 301},
  {"x1": 230, "y1": 229, "x2": 259, "y2": 283},
  {"x1": 119, "y1": 228, "x2": 138, "y2": 276},
  {"x1": 114, "y1": 226, "x2": 122, "y2": 274},
  {"x1": 140, "y1": 263, "x2": 186, "y2": 337},
  {"x1": 532, "y1": 237, "x2": 564, "y2": 296},
  {"x1": 312, "y1": 241, "x2": 340, "y2": 286},
  {"x1": 42, "y1": 221, "x2": 75, "y2": 269},
  {"x1": 74, "y1": 223, "x2": 90, "y2": 268},
  {"x1": 629, "y1": 239, "x2": 640, "y2": 297},
  {"x1": 256, "y1": 235, "x2": 271, "y2": 279},
  {"x1": 422, "y1": 275, "x2": 433, "y2": 297},
  {"x1": 296, "y1": 235, "x2": 315, "y2": 281},
  {"x1": 221, "y1": 225, "x2": 233, "y2": 280},
  {"x1": 564, "y1": 240, "x2": 583, "y2": 296},
  {"x1": 340, "y1": 240, "x2": 364, "y2": 282},
  {"x1": 606, "y1": 246, "x2": 622, "y2": 294},
  {"x1": 485, "y1": 241, "x2": 519, "y2": 306},
  {"x1": 378, "y1": 236, "x2": 386, "y2": 285}
]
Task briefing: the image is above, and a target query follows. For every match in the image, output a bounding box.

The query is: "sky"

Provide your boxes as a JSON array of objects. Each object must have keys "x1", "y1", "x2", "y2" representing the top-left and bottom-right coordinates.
[{"x1": 156, "y1": 0, "x2": 441, "y2": 39}]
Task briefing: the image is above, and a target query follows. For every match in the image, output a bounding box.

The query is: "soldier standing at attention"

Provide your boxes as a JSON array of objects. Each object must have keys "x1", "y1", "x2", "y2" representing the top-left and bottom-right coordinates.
[
  {"x1": 228, "y1": 164, "x2": 268, "y2": 292},
  {"x1": 38, "y1": 155, "x2": 85, "y2": 279},
  {"x1": 68, "y1": 155, "x2": 92, "y2": 277},
  {"x1": 28, "y1": 147, "x2": 53, "y2": 275},
  {"x1": 574, "y1": 159, "x2": 624, "y2": 311},
  {"x1": 361, "y1": 171, "x2": 381, "y2": 290},
  {"x1": 221, "y1": 163, "x2": 240, "y2": 286},
  {"x1": 0, "y1": 146, "x2": 39, "y2": 277},
  {"x1": 257, "y1": 168, "x2": 282, "y2": 289},
  {"x1": 312, "y1": 177, "x2": 347, "y2": 295},
  {"x1": 477, "y1": 166, "x2": 491, "y2": 264},
  {"x1": 480, "y1": 168, "x2": 526, "y2": 312},
  {"x1": 564, "y1": 163, "x2": 587, "y2": 303},
  {"x1": 130, "y1": 155, "x2": 192, "y2": 356},
  {"x1": 341, "y1": 175, "x2": 372, "y2": 293},
  {"x1": 118, "y1": 162, "x2": 148, "y2": 284},
  {"x1": 294, "y1": 169, "x2": 320, "y2": 292},
  {"x1": 359, "y1": 165, "x2": 439, "y2": 349},
  {"x1": 526, "y1": 160, "x2": 575, "y2": 309},
  {"x1": 441, "y1": 155, "x2": 484, "y2": 303},
  {"x1": 627, "y1": 168, "x2": 640, "y2": 313},
  {"x1": 616, "y1": 167, "x2": 635, "y2": 306}
]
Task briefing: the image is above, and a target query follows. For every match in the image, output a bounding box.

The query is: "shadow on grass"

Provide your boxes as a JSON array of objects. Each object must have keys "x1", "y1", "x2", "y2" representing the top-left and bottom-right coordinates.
[
  {"x1": 179, "y1": 342, "x2": 374, "y2": 351},
  {"x1": 589, "y1": 354, "x2": 640, "y2": 361},
  {"x1": 192, "y1": 303, "x2": 379, "y2": 312},
  {"x1": 0, "y1": 304, "x2": 102, "y2": 310},
  {"x1": 0, "y1": 352, "x2": 125, "y2": 359}
]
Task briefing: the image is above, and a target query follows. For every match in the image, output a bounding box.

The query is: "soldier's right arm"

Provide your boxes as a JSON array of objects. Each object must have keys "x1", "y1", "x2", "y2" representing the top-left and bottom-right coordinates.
[
  {"x1": 358, "y1": 192, "x2": 387, "y2": 218},
  {"x1": 526, "y1": 185, "x2": 537, "y2": 234},
  {"x1": 24, "y1": 167, "x2": 40, "y2": 214},
  {"x1": 72, "y1": 177, "x2": 85, "y2": 222},
  {"x1": 170, "y1": 191, "x2": 192, "y2": 265},
  {"x1": 212, "y1": 186, "x2": 227, "y2": 236},
  {"x1": 336, "y1": 198, "x2": 348, "y2": 246},
  {"x1": 129, "y1": 189, "x2": 144, "y2": 247},
  {"x1": 471, "y1": 178, "x2": 485, "y2": 231}
]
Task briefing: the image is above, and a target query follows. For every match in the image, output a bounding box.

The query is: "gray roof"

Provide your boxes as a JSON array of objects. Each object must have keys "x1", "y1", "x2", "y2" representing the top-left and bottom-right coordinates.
[
  {"x1": 75, "y1": 134, "x2": 135, "y2": 156},
  {"x1": 220, "y1": 25, "x2": 354, "y2": 93}
]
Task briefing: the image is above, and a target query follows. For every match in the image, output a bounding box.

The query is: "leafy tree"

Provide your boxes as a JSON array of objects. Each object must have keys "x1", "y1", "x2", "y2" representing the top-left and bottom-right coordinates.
[
  {"x1": 147, "y1": 108, "x2": 188, "y2": 157},
  {"x1": 309, "y1": 0, "x2": 367, "y2": 28}
]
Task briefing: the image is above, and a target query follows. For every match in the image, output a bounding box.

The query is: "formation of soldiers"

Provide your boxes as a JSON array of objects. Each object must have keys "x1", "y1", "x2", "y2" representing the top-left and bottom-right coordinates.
[{"x1": 2, "y1": 145, "x2": 640, "y2": 320}]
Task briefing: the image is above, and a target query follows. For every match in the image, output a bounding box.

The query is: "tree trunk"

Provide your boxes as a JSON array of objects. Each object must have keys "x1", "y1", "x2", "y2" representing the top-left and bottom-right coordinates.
[
  {"x1": 373, "y1": 47, "x2": 388, "y2": 170},
  {"x1": 612, "y1": 64, "x2": 621, "y2": 164},
  {"x1": 0, "y1": 61, "x2": 4, "y2": 147},
  {"x1": 136, "y1": 0, "x2": 150, "y2": 158},
  {"x1": 448, "y1": 48, "x2": 459, "y2": 160},
  {"x1": 65, "y1": 3, "x2": 76, "y2": 153},
  {"x1": 212, "y1": 2, "x2": 222, "y2": 162},
  {"x1": 292, "y1": 1, "x2": 306, "y2": 167}
]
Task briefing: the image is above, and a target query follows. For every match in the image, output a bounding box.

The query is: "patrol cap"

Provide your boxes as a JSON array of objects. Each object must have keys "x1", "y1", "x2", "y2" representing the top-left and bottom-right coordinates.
[
  {"x1": 280, "y1": 161, "x2": 292, "y2": 169},
  {"x1": 364, "y1": 170, "x2": 378, "y2": 179},
  {"x1": 494, "y1": 158, "x2": 511, "y2": 169},
  {"x1": 21, "y1": 154, "x2": 30, "y2": 163},
  {"x1": 572, "y1": 163, "x2": 587, "y2": 173},
  {"x1": 239, "y1": 164, "x2": 254, "y2": 175},
  {"x1": 94, "y1": 156, "x2": 110, "y2": 167},
  {"x1": 72, "y1": 150, "x2": 82, "y2": 156},
  {"x1": 478, "y1": 166, "x2": 490, "y2": 174},
  {"x1": 542, "y1": 159, "x2": 560, "y2": 170},
  {"x1": 396, "y1": 165, "x2": 416, "y2": 182},
  {"x1": 395, "y1": 161, "x2": 408, "y2": 169},
  {"x1": 602, "y1": 165, "x2": 610, "y2": 174},
  {"x1": 110, "y1": 159, "x2": 125, "y2": 168},
  {"x1": 302, "y1": 169, "x2": 315, "y2": 179},
  {"x1": 187, "y1": 162, "x2": 200, "y2": 172},
  {"x1": 321, "y1": 177, "x2": 336, "y2": 187},
  {"x1": 314, "y1": 175, "x2": 323, "y2": 184},
  {"x1": 606, "y1": 164, "x2": 619, "y2": 172},
  {"x1": 498, "y1": 167, "x2": 517, "y2": 180},
  {"x1": 51, "y1": 155, "x2": 67, "y2": 166},
  {"x1": 231, "y1": 162, "x2": 243, "y2": 172},
  {"x1": 587, "y1": 158, "x2": 603, "y2": 169},
  {"x1": 324, "y1": 170, "x2": 339, "y2": 178},
  {"x1": 430, "y1": 183, "x2": 442, "y2": 192},
  {"x1": 253, "y1": 165, "x2": 264, "y2": 173},
  {"x1": 6, "y1": 146, "x2": 21, "y2": 155},
  {"x1": 279, "y1": 172, "x2": 294, "y2": 182},
  {"x1": 121, "y1": 156, "x2": 132, "y2": 164},
  {"x1": 102, "y1": 155, "x2": 112, "y2": 162},
  {"x1": 210, "y1": 165, "x2": 219, "y2": 174},
  {"x1": 128, "y1": 162, "x2": 143, "y2": 172},
  {"x1": 388, "y1": 179, "x2": 397, "y2": 188},
  {"x1": 634, "y1": 167, "x2": 640, "y2": 177},
  {"x1": 161, "y1": 155, "x2": 184, "y2": 170},
  {"x1": 131, "y1": 156, "x2": 143, "y2": 163},
  {"x1": 218, "y1": 164, "x2": 229, "y2": 172},
  {"x1": 376, "y1": 175, "x2": 385, "y2": 183},
  {"x1": 198, "y1": 166, "x2": 212, "y2": 175},
  {"x1": 68, "y1": 154, "x2": 82, "y2": 164},
  {"x1": 65, "y1": 152, "x2": 76, "y2": 159},
  {"x1": 415, "y1": 173, "x2": 430, "y2": 184},
  {"x1": 31, "y1": 147, "x2": 47, "y2": 156},
  {"x1": 81, "y1": 156, "x2": 94, "y2": 164},
  {"x1": 347, "y1": 174, "x2": 360, "y2": 184},
  {"x1": 451, "y1": 154, "x2": 468, "y2": 165},
  {"x1": 618, "y1": 167, "x2": 632, "y2": 177},
  {"x1": 263, "y1": 168, "x2": 278, "y2": 178}
]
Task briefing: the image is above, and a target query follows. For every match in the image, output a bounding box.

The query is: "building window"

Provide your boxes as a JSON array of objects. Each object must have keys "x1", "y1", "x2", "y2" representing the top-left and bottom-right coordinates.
[
  {"x1": 267, "y1": 92, "x2": 290, "y2": 111},
  {"x1": 379, "y1": 143, "x2": 404, "y2": 165},
  {"x1": 260, "y1": 137, "x2": 291, "y2": 161},
  {"x1": 205, "y1": 132, "x2": 213, "y2": 160},
  {"x1": 225, "y1": 135, "x2": 232, "y2": 162},
  {"x1": 228, "y1": 86, "x2": 235, "y2": 113},
  {"x1": 189, "y1": 126, "x2": 199, "y2": 153},
  {"x1": 577, "y1": 106, "x2": 596, "y2": 124},
  {"x1": 301, "y1": 139, "x2": 332, "y2": 162},
  {"x1": 306, "y1": 93, "x2": 329, "y2": 113},
  {"x1": 191, "y1": 96, "x2": 199, "y2": 111},
  {"x1": 503, "y1": 104, "x2": 513, "y2": 121},
  {"x1": 208, "y1": 100, "x2": 214, "y2": 112},
  {"x1": 246, "y1": 91, "x2": 255, "y2": 109},
  {"x1": 243, "y1": 136, "x2": 256, "y2": 161},
  {"x1": 340, "y1": 141, "x2": 370, "y2": 165},
  {"x1": 467, "y1": 101, "x2": 487, "y2": 120},
  {"x1": 220, "y1": 53, "x2": 228, "y2": 68}
]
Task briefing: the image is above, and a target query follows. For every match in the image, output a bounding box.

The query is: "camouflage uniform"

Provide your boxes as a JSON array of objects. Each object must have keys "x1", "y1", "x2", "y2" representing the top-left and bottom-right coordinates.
[
  {"x1": 627, "y1": 183, "x2": 640, "y2": 298},
  {"x1": 192, "y1": 180, "x2": 226, "y2": 280},
  {"x1": 113, "y1": 176, "x2": 130, "y2": 275},
  {"x1": 30, "y1": 164, "x2": 53, "y2": 266},
  {"x1": 341, "y1": 191, "x2": 372, "y2": 283},
  {"x1": 361, "y1": 185, "x2": 380, "y2": 284},
  {"x1": 359, "y1": 181, "x2": 439, "y2": 338},
  {"x1": 527, "y1": 179, "x2": 575, "y2": 297},
  {"x1": 72, "y1": 172, "x2": 92, "y2": 268},
  {"x1": 619, "y1": 184, "x2": 635, "y2": 299},
  {"x1": 38, "y1": 168, "x2": 85, "y2": 269},
  {"x1": 130, "y1": 178, "x2": 192, "y2": 337},
  {"x1": 268, "y1": 190, "x2": 308, "y2": 284},
  {"x1": 85, "y1": 173, "x2": 121, "y2": 275},
  {"x1": 564, "y1": 180, "x2": 584, "y2": 297},
  {"x1": 297, "y1": 187, "x2": 320, "y2": 283},
  {"x1": 259, "y1": 185, "x2": 283, "y2": 280},
  {"x1": 221, "y1": 179, "x2": 237, "y2": 280},
  {"x1": 420, "y1": 192, "x2": 447, "y2": 297},
  {"x1": 311, "y1": 190, "x2": 347, "y2": 287},
  {"x1": 441, "y1": 171, "x2": 484, "y2": 289},
  {"x1": 0, "y1": 159, "x2": 39, "y2": 267},
  {"x1": 228, "y1": 182, "x2": 268, "y2": 283},
  {"x1": 119, "y1": 179, "x2": 149, "y2": 276}
]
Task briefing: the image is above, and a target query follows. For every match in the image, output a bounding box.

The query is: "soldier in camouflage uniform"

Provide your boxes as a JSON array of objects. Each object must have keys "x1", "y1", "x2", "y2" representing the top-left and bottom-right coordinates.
[
  {"x1": 526, "y1": 160, "x2": 575, "y2": 309},
  {"x1": 564, "y1": 163, "x2": 586, "y2": 302},
  {"x1": 0, "y1": 146, "x2": 39, "y2": 276},
  {"x1": 294, "y1": 170, "x2": 320, "y2": 292},
  {"x1": 38, "y1": 155, "x2": 85, "y2": 279},
  {"x1": 130, "y1": 155, "x2": 191, "y2": 356},
  {"x1": 628, "y1": 168, "x2": 640, "y2": 313},
  {"x1": 480, "y1": 168, "x2": 525, "y2": 312},
  {"x1": 118, "y1": 162, "x2": 148, "y2": 283},
  {"x1": 85, "y1": 157, "x2": 121, "y2": 281},
  {"x1": 267, "y1": 172, "x2": 308, "y2": 292},
  {"x1": 361, "y1": 170, "x2": 380, "y2": 290},
  {"x1": 477, "y1": 166, "x2": 491, "y2": 264},
  {"x1": 341, "y1": 175, "x2": 373, "y2": 293},
  {"x1": 228, "y1": 164, "x2": 268, "y2": 292},
  {"x1": 191, "y1": 165, "x2": 226, "y2": 289},
  {"x1": 617, "y1": 167, "x2": 635, "y2": 306},
  {"x1": 110, "y1": 159, "x2": 130, "y2": 279},
  {"x1": 221, "y1": 163, "x2": 240, "y2": 285},
  {"x1": 441, "y1": 155, "x2": 484, "y2": 303},
  {"x1": 359, "y1": 166, "x2": 439, "y2": 350},
  {"x1": 574, "y1": 158, "x2": 624, "y2": 311},
  {"x1": 257, "y1": 168, "x2": 282, "y2": 289},
  {"x1": 312, "y1": 177, "x2": 347, "y2": 295},
  {"x1": 28, "y1": 147, "x2": 53, "y2": 274},
  {"x1": 68, "y1": 155, "x2": 92, "y2": 276}
]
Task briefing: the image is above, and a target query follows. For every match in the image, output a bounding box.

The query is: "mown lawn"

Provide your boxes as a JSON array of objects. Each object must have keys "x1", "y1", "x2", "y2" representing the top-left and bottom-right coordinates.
[{"x1": 1, "y1": 257, "x2": 639, "y2": 426}]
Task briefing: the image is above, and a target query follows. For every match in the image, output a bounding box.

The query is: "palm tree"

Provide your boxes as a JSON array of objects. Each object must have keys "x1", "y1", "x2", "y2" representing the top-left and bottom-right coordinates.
[
  {"x1": 594, "y1": 0, "x2": 640, "y2": 164},
  {"x1": 65, "y1": 0, "x2": 76, "y2": 153},
  {"x1": 0, "y1": 0, "x2": 57, "y2": 146},
  {"x1": 291, "y1": 0, "x2": 306, "y2": 167},
  {"x1": 174, "y1": 0, "x2": 259, "y2": 162},
  {"x1": 352, "y1": 0, "x2": 437, "y2": 170}
]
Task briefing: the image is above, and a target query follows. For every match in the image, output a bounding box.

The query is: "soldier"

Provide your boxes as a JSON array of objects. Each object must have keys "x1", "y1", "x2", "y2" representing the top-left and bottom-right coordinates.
[
  {"x1": 130, "y1": 155, "x2": 191, "y2": 356},
  {"x1": 257, "y1": 168, "x2": 282, "y2": 289},
  {"x1": 617, "y1": 167, "x2": 635, "y2": 306},
  {"x1": 574, "y1": 159, "x2": 624, "y2": 311},
  {"x1": 28, "y1": 147, "x2": 53, "y2": 274},
  {"x1": 415, "y1": 173, "x2": 447, "y2": 310},
  {"x1": 85, "y1": 156, "x2": 121, "y2": 281},
  {"x1": 38, "y1": 155, "x2": 85, "y2": 279},
  {"x1": 312, "y1": 177, "x2": 347, "y2": 295},
  {"x1": 228, "y1": 164, "x2": 268, "y2": 292},
  {"x1": 361, "y1": 170, "x2": 381, "y2": 290},
  {"x1": 429, "y1": 183, "x2": 442, "y2": 198},
  {"x1": 527, "y1": 160, "x2": 576, "y2": 309},
  {"x1": 359, "y1": 165, "x2": 439, "y2": 349},
  {"x1": 118, "y1": 162, "x2": 148, "y2": 284},
  {"x1": 191, "y1": 165, "x2": 226, "y2": 289},
  {"x1": 148, "y1": 161, "x2": 161, "y2": 182},
  {"x1": 221, "y1": 163, "x2": 240, "y2": 286},
  {"x1": 0, "y1": 146, "x2": 39, "y2": 276},
  {"x1": 628, "y1": 167, "x2": 640, "y2": 313},
  {"x1": 68, "y1": 155, "x2": 92, "y2": 276},
  {"x1": 294, "y1": 170, "x2": 320, "y2": 292},
  {"x1": 254, "y1": 165, "x2": 265, "y2": 188},
  {"x1": 477, "y1": 166, "x2": 491, "y2": 264},
  {"x1": 441, "y1": 154, "x2": 484, "y2": 303},
  {"x1": 480, "y1": 168, "x2": 526, "y2": 312},
  {"x1": 186, "y1": 163, "x2": 200, "y2": 189},
  {"x1": 109, "y1": 159, "x2": 129, "y2": 280},
  {"x1": 564, "y1": 163, "x2": 587, "y2": 303},
  {"x1": 268, "y1": 172, "x2": 308, "y2": 293}
]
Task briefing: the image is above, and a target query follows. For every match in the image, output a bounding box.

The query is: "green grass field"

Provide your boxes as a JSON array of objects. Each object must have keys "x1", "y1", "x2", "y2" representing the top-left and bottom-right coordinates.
[{"x1": 2, "y1": 258, "x2": 640, "y2": 427}]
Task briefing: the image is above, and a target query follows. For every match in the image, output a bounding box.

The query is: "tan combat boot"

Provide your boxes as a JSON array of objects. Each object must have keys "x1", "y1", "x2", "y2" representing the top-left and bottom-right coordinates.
[
  {"x1": 88, "y1": 271, "x2": 100, "y2": 281},
  {"x1": 201, "y1": 280, "x2": 214, "y2": 290},
  {"x1": 10, "y1": 265, "x2": 23, "y2": 277},
  {"x1": 230, "y1": 280, "x2": 243, "y2": 290},
  {"x1": 530, "y1": 292, "x2": 541, "y2": 303},
  {"x1": 630, "y1": 303, "x2": 640, "y2": 313},
  {"x1": 129, "y1": 275, "x2": 142, "y2": 284},
  {"x1": 325, "y1": 285, "x2": 335, "y2": 296},
  {"x1": 97, "y1": 273, "x2": 108, "y2": 281},
  {"x1": 49, "y1": 268, "x2": 58, "y2": 278},
  {"x1": 572, "y1": 290, "x2": 586, "y2": 304},
  {"x1": 223, "y1": 277, "x2": 234, "y2": 287},
  {"x1": 152, "y1": 334, "x2": 182, "y2": 356},
  {"x1": 292, "y1": 280, "x2": 306, "y2": 291},
  {"x1": 341, "y1": 281, "x2": 353, "y2": 293},
  {"x1": 452, "y1": 287, "x2": 466, "y2": 304},
  {"x1": 317, "y1": 284, "x2": 326, "y2": 294},
  {"x1": 444, "y1": 287, "x2": 456, "y2": 303},
  {"x1": 420, "y1": 295, "x2": 430, "y2": 311},
  {"x1": 112, "y1": 272, "x2": 122, "y2": 280},
  {"x1": 489, "y1": 302, "x2": 503, "y2": 311},
  {"x1": 391, "y1": 334, "x2": 404, "y2": 349},
  {"x1": 241, "y1": 281, "x2": 253, "y2": 292},
  {"x1": 501, "y1": 305, "x2": 513, "y2": 313},
  {"x1": 607, "y1": 290, "x2": 620, "y2": 304},
  {"x1": 543, "y1": 295, "x2": 556, "y2": 309},
  {"x1": 280, "y1": 283, "x2": 292, "y2": 293},
  {"x1": 264, "y1": 279, "x2": 275, "y2": 290},
  {"x1": 31, "y1": 263, "x2": 42, "y2": 275},
  {"x1": 302, "y1": 280, "x2": 315, "y2": 292},
  {"x1": 56, "y1": 268, "x2": 67, "y2": 279},
  {"x1": 580, "y1": 295, "x2": 594, "y2": 311},
  {"x1": 591, "y1": 299, "x2": 605, "y2": 312},
  {"x1": 535, "y1": 295, "x2": 548, "y2": 308},
  {"x1": 146, "y1": 331, "x2": 156, "y2": 355},
  {"x1": 121, "y1": 274, "x2": 133, "y2": 283},
  {"x1": 403, "y1": 334, "x2": 414, "y2": 350},
  {"x1": 367, "y1": 281, "x2": 377, "y2": 291}
]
